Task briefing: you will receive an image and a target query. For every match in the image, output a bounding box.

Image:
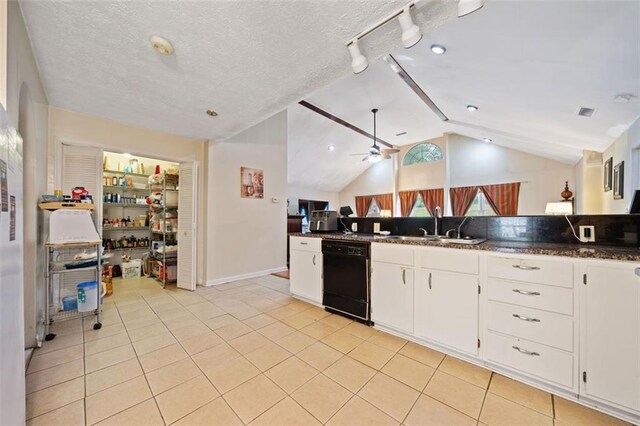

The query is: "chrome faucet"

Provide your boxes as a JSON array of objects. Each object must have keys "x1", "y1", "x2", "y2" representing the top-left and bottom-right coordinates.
[
  {"x1": 419, "y1": 228, "x2": 429, "y2": 237},
  {"x1": 446, "y1": 216, "x2": 474, "y2": 239},
  {"x1": 434, "y1": 206, "x2": 442, "y2": 236}
]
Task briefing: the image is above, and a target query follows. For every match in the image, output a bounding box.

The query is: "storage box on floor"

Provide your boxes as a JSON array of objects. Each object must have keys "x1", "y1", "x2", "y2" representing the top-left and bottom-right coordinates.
[{"x1": 122, "y1": 259, "x2": 142, "y2": 279}]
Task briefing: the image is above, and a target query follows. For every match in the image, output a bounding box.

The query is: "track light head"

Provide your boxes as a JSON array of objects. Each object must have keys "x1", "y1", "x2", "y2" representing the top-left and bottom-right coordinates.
[
  {"x1": 398, "y1": 6, "x2": 422, "y2": 48},
  {"x1": 348, "y1": 40, "x2": 368, "y2": 74},
  {"x1": 458, "y1": 0, "x2": 484, "y2": 17}
]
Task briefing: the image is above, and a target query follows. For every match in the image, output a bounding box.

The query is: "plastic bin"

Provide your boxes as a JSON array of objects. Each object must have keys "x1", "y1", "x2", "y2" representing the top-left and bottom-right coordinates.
[
  {"x1": 62, "y1": 296, "x2": 77, "y2": 311},
  {"x1": 77, "y1": 281, "x2": 105, "y2": 312},
  {"x1": 123, "y1": 260, "x2": 142, "y2": 279}
]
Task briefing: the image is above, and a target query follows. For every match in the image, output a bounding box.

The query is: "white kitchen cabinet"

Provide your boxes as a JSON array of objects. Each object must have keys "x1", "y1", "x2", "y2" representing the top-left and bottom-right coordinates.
[
  {"x1": 371, "y1": 261, "x2": 414, "y2": 333},
  {"x1": 581, "y1": 263, "x2": 640, "y2": 413},
  {"x1": 415, "y1": 268, "x2": 479, "y2": 355},
  {"x1": 289, "y1": 238, "x2": 323, "y2": 305}
]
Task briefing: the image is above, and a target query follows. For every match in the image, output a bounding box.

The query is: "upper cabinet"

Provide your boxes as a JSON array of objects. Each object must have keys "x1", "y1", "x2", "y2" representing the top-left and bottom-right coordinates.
[{"x1": 581, "y1": 262, "x2": 640, "y2": 413}]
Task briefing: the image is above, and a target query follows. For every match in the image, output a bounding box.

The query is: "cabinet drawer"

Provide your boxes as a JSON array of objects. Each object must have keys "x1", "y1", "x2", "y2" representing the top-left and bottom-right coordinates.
[
  {"x1": 487, "y1": 278, "x2": 574, "y2": 315},
  {"x1": 487, "y1": 256, "x2": 573, "y2": 288},
  {"x1": 290, "y1": 236, "x2": 321, "y2": 253},
  {"x1": 486, "y1": 332, "x2": 574, "y2": 389},
  {"x1": 415, "y1": 247, "x2": 479, "y2": 275},
  {"x1": 487, "y1": 301, "x2": 573, "y2": 352},
  {"x1": 372, "y1": 243, "x2": 414, "y2": 266}
]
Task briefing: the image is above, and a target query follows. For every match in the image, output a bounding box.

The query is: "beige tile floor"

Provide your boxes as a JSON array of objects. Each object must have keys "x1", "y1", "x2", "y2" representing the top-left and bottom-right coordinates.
[{"x1": 25, "y1": 275, "x2": 631, "y2": 426}]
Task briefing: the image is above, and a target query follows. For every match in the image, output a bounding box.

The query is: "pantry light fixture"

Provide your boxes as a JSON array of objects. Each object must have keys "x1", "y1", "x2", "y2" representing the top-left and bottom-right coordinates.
[
  {"x1": 458, "y1": 0, "x2": 484, "y2": 17},
  {"x1": 206, "y1": 109, "x2": 218, "y2": 117},
  {"x1": 150, "y1": 35, "x2": 174, "y2": 55},
  {"x1": 467, "y1": 104, "x2": 479, "y2": 112},
  {"x1": 430, "y1": 44, "x2": 446, "y2": 55}
]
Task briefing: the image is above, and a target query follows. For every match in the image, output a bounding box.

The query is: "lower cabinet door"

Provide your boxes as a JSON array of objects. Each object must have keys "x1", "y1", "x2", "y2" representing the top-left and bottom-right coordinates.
[
  {"x1": 415, "y1": 269, "x2": 479, "y2": 355},
  {"x1": 582, "y1": 264, "x2": 640, "y2": 412},
  {"x1": 371, "y1": 262, "x2": 414, "y2": 333},
  {"x1": 289, "y1": 250, "x2": 322, "y2": 304}
]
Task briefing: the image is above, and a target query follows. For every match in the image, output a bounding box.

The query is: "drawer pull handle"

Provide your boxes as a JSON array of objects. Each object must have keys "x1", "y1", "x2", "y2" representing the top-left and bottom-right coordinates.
[
  {"x1": 512, "y1": 265, "x2": 540, "y2": 271},
  {"x1": 512, "y1": 346, "x2": 540, "y2": 356},
  {"x1": 402, "y1": 269, "x2": 406, "y2": 285},
  {"x1": 428, "y1": 272, "x2": 432, "y2": 290},
  {"x1": 512, "y1": 313, "x2": 540, "y2": 322},
  {"x1": 312, "y1": 255, "x2": 316, "y2": 266},
  {"x1": 512, "y1": 289, "x2": 541, "y2": 296},
  {"x1": 300, "y1": 242, "x2": 308, "y2": 245}
]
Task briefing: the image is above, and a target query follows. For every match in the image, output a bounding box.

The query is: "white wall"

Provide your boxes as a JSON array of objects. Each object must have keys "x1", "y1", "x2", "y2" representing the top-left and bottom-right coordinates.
[
  {"x1": 338, "y1": 134, "x2": 578, "y2": 216},
  {"x1": 2, "y1": 1, "x2": 50, "y2": 423},
  {"x1": 287, "y1": 185, "x2": 339, "y2": 215},
  {"x1": 448, "y1": 134, "x2": 576, "y2": 215},
  {"x1": 48, "y1": 107, "x2": 208, "y2": 284},
  {"x1": 206, "y1": 111, "x2": 288, "y2": 285},
  {"x1": 339, "y1": 159, "x2": 394, "y2": 215}
]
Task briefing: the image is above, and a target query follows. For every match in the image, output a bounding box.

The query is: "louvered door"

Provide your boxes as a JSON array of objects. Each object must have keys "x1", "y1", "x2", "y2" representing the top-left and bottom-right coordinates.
[
  {"x1": 177, "y1": 162, "x2": 197, "y2": 290},
  {"x1": 59, "y1": 144, "x2": 102, "y2": 300}
]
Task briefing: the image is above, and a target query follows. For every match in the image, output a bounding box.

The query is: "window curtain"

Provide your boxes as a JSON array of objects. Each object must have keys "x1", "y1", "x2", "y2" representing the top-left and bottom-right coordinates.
[
  {"x1": 480, "y1": 182, "x2": 521, "y2": 216},
  {"x1": 355, "y1": 195, "x2": 373, "y2": 217},
  {"x1": 399, "y1": 191, "x2": 419, "y2": 217},
  {"x1": 374, "y1": 193, "x2": 394, "y2": 214},
  {"x1": 449, "y1": 186, "x2": 479, "y2": 216},
  {"x1": 418, "y1": 188, "x2": 444, "y2": 216}
]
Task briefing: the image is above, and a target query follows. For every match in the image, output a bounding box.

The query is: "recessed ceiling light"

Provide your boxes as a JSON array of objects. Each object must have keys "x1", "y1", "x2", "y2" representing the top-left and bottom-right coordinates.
[
  {"x1": 482, "y1": 138, "x2": 492, "y2": 143},
  {"x1": 466, "y1": 105, "x2": 478, "y2": 112},
  {"x1": 206, "y1": 109, "x2": 218, "y2": 117},
  {"x1": 430, "y1": 45, "x2": 447, "y2": 55},
  {"x1": 150, "y1": 36, "x2": 174, "y2": 55},
  {"x1": 328, "y1": 145, "x2": 336, "y2": 152}
]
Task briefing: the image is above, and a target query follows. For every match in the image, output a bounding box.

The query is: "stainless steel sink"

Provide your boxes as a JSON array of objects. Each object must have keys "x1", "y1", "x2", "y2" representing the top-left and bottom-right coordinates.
[
  {"x1": 436, "y1": 237, "x2": 487, "y2": 245},
  {"x1": 383, "y1": 235, "x2": 487, "y2": 245}
]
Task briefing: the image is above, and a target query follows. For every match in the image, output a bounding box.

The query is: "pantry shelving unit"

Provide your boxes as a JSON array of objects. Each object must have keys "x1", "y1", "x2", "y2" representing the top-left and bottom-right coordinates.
[
  {"x1": 148, "y1": 172, "x2": 179, "y2": 288},
  {"x1": 102, "y1": 169, "x2": 150, "y2": 261}
]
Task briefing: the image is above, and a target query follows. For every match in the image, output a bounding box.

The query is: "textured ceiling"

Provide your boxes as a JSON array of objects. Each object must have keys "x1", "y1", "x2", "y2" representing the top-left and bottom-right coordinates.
[
  {"x1": 288, "y1": 0, "x2": 640, "y2": 192},
  {"x1": 19, "y1": 0, "x2": 455, "y2": 141}
]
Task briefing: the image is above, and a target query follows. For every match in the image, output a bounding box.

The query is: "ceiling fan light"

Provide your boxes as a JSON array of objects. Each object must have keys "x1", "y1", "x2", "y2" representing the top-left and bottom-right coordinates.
[
  {"x1": 368, "y1": 154, "x2": 383, "y2": 163},
  {"x1": 348, "y1": 40, "x2": 368, "y2": 74},
  {"x1": 458, "y1": 0, "x2": 484, "y2": 17},
  {"x1": 398, "y1": 6, "x2": 422, "y2": 48}
]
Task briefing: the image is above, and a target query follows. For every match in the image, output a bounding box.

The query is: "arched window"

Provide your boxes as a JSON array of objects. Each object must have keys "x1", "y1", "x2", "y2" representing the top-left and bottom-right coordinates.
[{"x1": 402, "y1": 143, "x2": 443, "y2": 166}]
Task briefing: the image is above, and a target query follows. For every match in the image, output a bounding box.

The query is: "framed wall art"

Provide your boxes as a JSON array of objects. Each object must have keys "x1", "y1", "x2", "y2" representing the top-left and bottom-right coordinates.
[
  {"x1": 603, "y1": 157, "x2": 613, "y2": 192},
  {"x1": 613, "y1": 161, "x2": 624, "y2": 200},
  {"x1": 240, "y1": 167, "x2": 264, "y2": 199}
]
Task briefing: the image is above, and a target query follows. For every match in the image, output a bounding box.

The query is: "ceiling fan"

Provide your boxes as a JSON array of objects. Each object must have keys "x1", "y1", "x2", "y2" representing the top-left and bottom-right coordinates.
[{"x1": 350, "y1": 108, "x2": 400, "y2": 163}]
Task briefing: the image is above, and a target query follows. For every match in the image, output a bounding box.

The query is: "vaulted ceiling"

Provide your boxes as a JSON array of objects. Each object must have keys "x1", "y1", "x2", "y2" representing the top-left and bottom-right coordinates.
[
  {"x1": 288, "y1": 0, "x2": 640, "y2": 193},
  {"x1": 19, "y1": 0, "x2": 455, "y2": 141}
]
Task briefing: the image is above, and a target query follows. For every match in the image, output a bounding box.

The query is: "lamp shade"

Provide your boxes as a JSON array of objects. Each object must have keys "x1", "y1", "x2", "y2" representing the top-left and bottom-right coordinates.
[
  {"x1": 545, "y1": 202, "x2": 573, "y2": 215},
  {"x1": 339, "y1": 206, "x2": 354, "y2": 217}
]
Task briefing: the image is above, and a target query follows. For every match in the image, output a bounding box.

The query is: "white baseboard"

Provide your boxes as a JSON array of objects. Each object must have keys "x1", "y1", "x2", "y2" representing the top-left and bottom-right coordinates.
[{"x1": 205, "y1": 266, "x2": 288, "y2": 287}]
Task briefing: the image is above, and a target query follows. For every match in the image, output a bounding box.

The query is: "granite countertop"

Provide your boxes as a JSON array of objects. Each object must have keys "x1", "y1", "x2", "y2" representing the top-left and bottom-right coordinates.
[{"x1": 289, "y1": 232, "x2": 640, "y2": 262}]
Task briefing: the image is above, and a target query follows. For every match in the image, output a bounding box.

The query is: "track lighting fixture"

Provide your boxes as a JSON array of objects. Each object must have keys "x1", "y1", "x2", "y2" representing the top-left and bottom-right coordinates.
[
  {"x1": 398, "y1": 6, "x2": 422, "y2": 48},
  {"x1": 348, "y1": 40, "x2": 368, "y2": 74},
  {"x1": 458, "y1": 0, "x2": 484, "y2": 17},
  {"x1": 346, "y1": 1, "x2": 423, "y2": 73}
]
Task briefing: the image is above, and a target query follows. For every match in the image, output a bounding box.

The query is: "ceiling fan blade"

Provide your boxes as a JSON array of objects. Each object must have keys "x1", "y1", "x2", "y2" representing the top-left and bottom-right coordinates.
[
  {"x1": 362, "y1": 156, "x2": 370, "y2": 162},
  {"x1": 382, "y1": 148, "x2": 400, "y2": 154},
  {"x1": 381, "y1": 152, "x2": 391, "y2": 159}
]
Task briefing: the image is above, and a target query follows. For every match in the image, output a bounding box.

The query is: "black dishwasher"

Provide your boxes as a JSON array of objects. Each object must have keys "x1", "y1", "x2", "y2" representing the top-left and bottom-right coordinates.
[{"x1": 322, "y1": 239, "x2": 370, "y2": 323}]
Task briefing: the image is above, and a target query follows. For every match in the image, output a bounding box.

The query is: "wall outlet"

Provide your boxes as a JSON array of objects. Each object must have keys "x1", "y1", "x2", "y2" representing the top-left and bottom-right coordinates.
[
  {"x1": 579, "y1": 225, "x2": 595, "y2": 242},
  {"x1": 351, "y1": 223, "x2": 358, "y2": 232},
  {"x1": 373, "y1": 223, "x2": 381, "y2": 234}
]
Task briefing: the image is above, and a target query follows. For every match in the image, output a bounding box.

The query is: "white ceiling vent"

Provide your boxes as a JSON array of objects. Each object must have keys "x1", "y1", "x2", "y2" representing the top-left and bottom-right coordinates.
[{"x1": 578, "y1": 107, "x2": 596, "y2": 117}]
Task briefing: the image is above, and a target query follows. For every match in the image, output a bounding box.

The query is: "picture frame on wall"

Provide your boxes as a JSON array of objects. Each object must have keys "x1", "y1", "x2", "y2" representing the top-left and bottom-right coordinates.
[
  {"x1": 604, "y1": 157, "x2": 613, "y2": 191},
  {"x1": 613, "y1": 161, "x2": 624, "y2": 200},
  {"x1": 240, "y1": 167, "x2": 264, "y2": 199}
]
